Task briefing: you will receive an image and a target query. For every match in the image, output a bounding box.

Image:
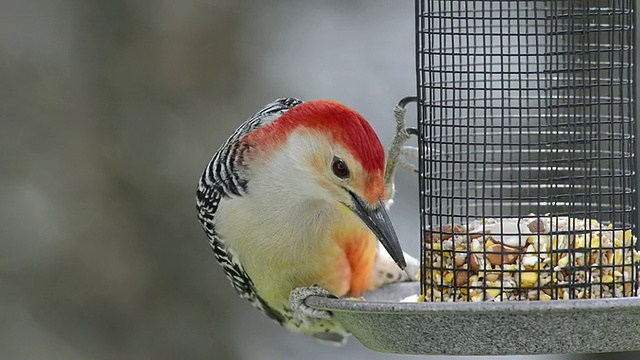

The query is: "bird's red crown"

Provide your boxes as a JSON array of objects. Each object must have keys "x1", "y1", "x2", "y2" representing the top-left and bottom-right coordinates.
[{"x1": 246, "y1": 100, "x2": 385, "y2": 174}]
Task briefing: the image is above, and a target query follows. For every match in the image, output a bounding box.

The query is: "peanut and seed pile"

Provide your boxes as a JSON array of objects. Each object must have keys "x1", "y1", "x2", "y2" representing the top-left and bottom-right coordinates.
[{"x1": 422, "y1": 216, "x2": 640, "y2": 302}]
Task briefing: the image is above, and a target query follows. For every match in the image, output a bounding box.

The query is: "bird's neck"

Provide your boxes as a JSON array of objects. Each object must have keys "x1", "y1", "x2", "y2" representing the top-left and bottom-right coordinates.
[{"x1": 250, "y1": 181, "x2": 334, "y2": 245}]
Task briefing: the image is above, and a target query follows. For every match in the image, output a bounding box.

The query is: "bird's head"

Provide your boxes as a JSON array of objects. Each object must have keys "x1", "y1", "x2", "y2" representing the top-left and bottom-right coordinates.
[{"x1": 243, "y1": 100, "x2": 407, "y2": 270}]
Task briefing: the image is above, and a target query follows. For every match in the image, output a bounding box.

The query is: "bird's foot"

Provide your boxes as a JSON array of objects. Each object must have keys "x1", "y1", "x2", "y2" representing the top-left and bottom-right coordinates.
[
  {"x1": 384, "y1": 97, "x2": 419, "y2": 201},
  {"x1": 399, "y1": 145, "x2": 419, "y2": 173},
  {"x1": 289, "y1": 285, "x2": 350, "y2": 345},
  {"x1": 289, "y1": 284, "x2": 337, "y2": 324}
]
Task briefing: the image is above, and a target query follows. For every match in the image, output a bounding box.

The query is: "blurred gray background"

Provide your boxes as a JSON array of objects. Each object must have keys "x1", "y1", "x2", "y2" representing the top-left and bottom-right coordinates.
[{"x1": 0, "y1": 0, "x2": 637, "y2": 359}]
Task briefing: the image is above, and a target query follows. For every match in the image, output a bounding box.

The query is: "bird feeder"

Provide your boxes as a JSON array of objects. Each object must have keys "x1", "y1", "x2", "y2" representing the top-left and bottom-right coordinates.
[{"x1": 307, "y1": 0, "x2": 640, "y2": 355}]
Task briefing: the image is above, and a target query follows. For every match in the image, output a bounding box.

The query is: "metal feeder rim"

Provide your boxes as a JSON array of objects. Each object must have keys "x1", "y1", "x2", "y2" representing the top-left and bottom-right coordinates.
[{"x1": 307, "y1": 291, "x2": 640, "y2": 314}]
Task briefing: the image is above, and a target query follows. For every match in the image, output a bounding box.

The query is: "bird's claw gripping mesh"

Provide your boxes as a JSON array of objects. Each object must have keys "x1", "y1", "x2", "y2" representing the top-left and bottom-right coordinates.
[{"x1": 416, "y1": 0, "x2": 639, "y2": 301}]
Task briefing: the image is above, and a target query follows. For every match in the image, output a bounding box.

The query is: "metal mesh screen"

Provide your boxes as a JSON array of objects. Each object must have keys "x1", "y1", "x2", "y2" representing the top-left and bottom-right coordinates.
[{"x1": 417, "y1": 0, "x2": 639, "y2": 301}]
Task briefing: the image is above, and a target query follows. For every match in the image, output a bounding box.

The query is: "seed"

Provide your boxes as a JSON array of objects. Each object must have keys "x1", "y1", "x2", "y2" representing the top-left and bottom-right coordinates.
[{"x1": 485, "y1": 244, "x2": 519, "y2": 266}]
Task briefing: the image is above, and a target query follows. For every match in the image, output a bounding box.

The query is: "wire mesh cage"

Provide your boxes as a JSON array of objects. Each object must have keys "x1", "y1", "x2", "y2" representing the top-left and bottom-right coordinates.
[
  {"x1": 417, "y1": 0, "x2": 639, "y2": 302},
  {"x1": 306, "y1": 0, "x2": 640, "y2": 355},
  {"x1": 305, "y1": 1, "x2": 640, "y2": 354}
]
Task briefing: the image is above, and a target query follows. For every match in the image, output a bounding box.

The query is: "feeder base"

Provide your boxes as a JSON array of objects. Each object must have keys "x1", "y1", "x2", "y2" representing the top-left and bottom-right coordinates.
[{"x1": 305, "y1": 282, "x2": 640, "y2": 355}]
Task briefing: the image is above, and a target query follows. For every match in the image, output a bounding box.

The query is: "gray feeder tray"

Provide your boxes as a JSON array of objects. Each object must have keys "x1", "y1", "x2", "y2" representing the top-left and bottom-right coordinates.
[{"x1": 306, "y1": 282, "x2": 640, "y2": 355}]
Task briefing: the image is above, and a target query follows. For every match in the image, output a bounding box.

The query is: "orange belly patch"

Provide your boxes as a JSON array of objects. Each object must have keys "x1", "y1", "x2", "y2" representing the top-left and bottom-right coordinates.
[{"x1": 341, "y1": 230, "x2": 377, "y2": 295}]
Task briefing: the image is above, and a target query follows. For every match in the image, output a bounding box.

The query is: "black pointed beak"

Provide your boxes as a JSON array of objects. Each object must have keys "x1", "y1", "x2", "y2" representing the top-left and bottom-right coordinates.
[{"x1": 348, "y1": 192, "x2": 407, "y2": 270}]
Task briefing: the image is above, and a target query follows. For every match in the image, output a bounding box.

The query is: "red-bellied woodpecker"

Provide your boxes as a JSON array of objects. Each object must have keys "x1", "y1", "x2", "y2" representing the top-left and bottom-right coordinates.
[{"x1": 196, "y1": 98, "x2": 418, "y2": 344}]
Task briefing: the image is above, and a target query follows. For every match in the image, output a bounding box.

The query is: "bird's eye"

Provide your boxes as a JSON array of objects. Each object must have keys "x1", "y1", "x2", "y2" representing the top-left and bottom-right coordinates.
[{"x1": 332, "y1": 157, "x2": 350, "y2": 179}]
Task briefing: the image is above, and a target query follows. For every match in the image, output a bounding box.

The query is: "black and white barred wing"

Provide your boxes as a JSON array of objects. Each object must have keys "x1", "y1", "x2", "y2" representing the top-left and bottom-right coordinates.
[{"x1": 195, "y1": 97, "x2": 303, "y2": 324}]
